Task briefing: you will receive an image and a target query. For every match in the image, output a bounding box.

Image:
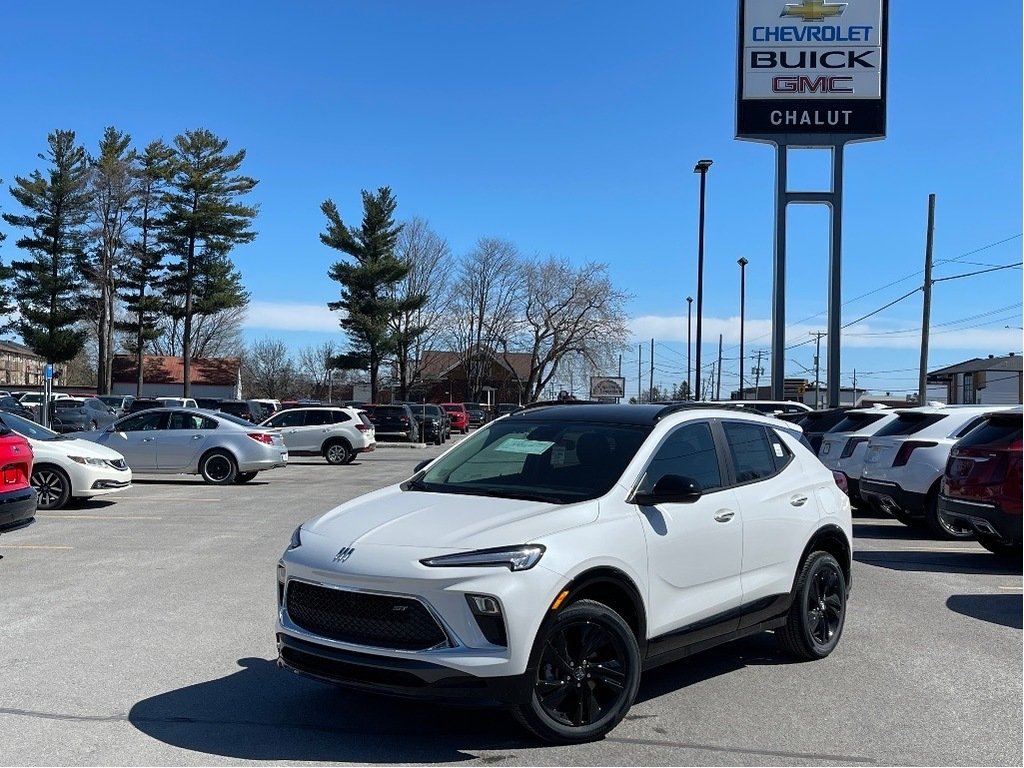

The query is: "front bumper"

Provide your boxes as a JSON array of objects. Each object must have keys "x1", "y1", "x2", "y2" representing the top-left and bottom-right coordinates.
[
  {"x1": 860, "y1": 479, "x2": 927, "y2": 517},
  {"x1": 938, "y1": 495, "x2": 1023, "y2": 544},
  {"x1": 277, "y1": 633, "x2": 525, "y2": 705},
  {"x1": 0, "y1": 488, "x2": 37, "y2": 531}
]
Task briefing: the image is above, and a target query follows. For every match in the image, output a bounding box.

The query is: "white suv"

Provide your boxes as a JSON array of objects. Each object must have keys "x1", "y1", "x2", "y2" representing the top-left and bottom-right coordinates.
[
  {"x1": 261, "y1": 407, "x2": 375, "y2": 465},
  {"x1": 818, "y1": 408, "x2": 898, "y2": 504},
  {"x1": 860, "y1": 404, "x2": 1012, "y2": 538},
  {"x1": 276, "y1": 403, "x2": 852, "y2": 743}
]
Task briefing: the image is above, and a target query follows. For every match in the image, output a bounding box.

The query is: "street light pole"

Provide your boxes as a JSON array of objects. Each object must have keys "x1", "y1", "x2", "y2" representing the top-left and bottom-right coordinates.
[
  {"x1": 693, "y1": 158, "x2": 713, "y2": 400},
  {"x1": 686, "y1": 295, "x2": 693, "y2": 400},
  {"x1": 737, "y1": 257, "x2": 748, "y2": 401}
]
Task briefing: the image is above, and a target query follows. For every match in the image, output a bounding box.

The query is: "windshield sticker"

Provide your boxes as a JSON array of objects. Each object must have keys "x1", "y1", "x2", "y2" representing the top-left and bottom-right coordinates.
[
  {"x1": 552, "y1": 445, "x2": 566, "y2": 466},
  {"x1": 772, "y1": 442, "x2": 784, "y2": 457},
  {"x1": 496, "y1": 438, "x2": 554, "y2": 455}
]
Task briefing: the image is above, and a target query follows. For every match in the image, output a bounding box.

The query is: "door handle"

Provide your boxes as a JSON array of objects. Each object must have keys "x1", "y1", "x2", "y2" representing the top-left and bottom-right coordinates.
[
  {"x1": 713, "y1": 510, "x2": 735, "y2": 523},
  {"x1": 142, "y1": 437, "x2": 155, "y2": 442},
  {"x1": 192, "y1": 434, "x2": 204, "y2": 440},
  {"x1": 790, "y1": 495, "x2": 809, "y2": 507}
]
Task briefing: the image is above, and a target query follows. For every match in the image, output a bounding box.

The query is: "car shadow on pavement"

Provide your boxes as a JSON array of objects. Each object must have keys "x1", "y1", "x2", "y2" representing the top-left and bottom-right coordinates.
[
  {"x1": 851, "y1": 521, "x2": 929, "y2": 540},
  {"x1": 128, "y1": 657, "x2": 531, "y2": 762},
  {"x1": 946, "y1": 594, "x2": 1023, "y2": 630},
  {"x1": 635, "y1": 633, "x2": 796, "y2": 705},
  {"x1": 854, "y1": 549, "x2": 1022, "y2": 576}
]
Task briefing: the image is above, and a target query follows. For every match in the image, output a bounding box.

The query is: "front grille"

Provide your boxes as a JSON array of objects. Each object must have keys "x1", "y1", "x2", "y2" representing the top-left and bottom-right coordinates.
[{"x1": 286, "y1": 580, "x2": 449, "y2": 651}]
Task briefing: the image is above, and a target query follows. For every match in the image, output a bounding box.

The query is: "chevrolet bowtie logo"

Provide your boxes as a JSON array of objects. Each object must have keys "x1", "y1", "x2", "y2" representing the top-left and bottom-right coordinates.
[
  {"x1": 332, "y1": 547, "x2": 355, "y2": 564},
  {"x1": 781, "y1": 0, "x2": 847, "y2": 21}
]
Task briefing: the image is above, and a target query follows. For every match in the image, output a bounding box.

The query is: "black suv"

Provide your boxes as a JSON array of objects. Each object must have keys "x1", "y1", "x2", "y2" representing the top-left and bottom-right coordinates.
[
  {"x1": 405, "y1": 403, "x2": 448, "y2": 445},
  {"x1": 779, "y1": 407, "x2": 852, "y2": 454},
  {"x1": 361, "y1": 404, "x2": 419, "y2": 442},
  {"x1": 463, "y1": 402, "x2": 487, "y2": 427},
  {"x1": 216, "y1": 399, "x2": 266, "y2": 423}
]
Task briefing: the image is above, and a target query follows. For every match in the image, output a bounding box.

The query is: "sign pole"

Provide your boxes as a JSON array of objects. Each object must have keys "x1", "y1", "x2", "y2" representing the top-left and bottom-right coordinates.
[
  {"x1": 827, "y1": 144, "x2": 845, "y2": 408},
  {"x1": 772, "y1": 144, "x2": 788, "y2": 401}
]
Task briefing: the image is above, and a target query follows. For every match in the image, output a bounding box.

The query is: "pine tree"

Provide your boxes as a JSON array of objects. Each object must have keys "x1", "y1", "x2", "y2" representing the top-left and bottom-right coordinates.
[
  {"x1": 322, "y1": 187, "x2": 424, "y2": 402},
  {"x1": 117, "y1": 140, "x2": 174, "y2": 396},
  {"x1": 0, "y1": 185, "x2": 13, "y2": 328},
  {"x1": 160, "y1": 129, "x2": 257, "y2": 396},
  {"x1": 2, "y1": 130, "x2": 92, "y2": 364}
]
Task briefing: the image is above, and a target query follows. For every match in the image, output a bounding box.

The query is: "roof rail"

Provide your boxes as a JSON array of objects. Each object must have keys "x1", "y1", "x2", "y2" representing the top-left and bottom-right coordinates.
[
  {"x1": 518, "y1": 399, "x2": 601, "y2": 411},
  {"x1": 653, "y1": 401, "x2": 755, "y2": 421}
]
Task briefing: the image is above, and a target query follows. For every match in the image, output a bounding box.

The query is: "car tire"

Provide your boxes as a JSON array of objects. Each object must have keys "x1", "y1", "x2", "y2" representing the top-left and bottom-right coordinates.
[
  {"x1": 323, "y1": 440, "x2": 352, "y2": 466},
  {"x1": 434, "y1": 431, "x2": 443, "y2": 446},
  {"x1": 977, "y1": 535, "x2": 1022, "y2": 558},
  {"x1": 778, "y1": 551, "x2": 847, "y2": 660},
  {"x1": 32, "y1": 465, "x2": 72, "y2": 510},
  {"x1": 511, "y1": 599, "x2": 641, "y2": 744},
  {"x1": 234, "y1": 471, "x2": 258, "y2": 484},
  {"x1": 199, "y1": 450, "x2": 237, "y2": 484},
  {"x1": 925, "y1": 491, "x2": 974, "y2": 540}
]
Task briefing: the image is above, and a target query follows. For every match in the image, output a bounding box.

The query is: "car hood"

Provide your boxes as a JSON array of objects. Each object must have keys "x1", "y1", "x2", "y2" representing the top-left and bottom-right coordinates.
[
  {"x1": 304, "y1": 485, "x2": 598, "y2": 550},
  {"x1": 29, "y1": 436, "x2": 125, "y2": 461}
]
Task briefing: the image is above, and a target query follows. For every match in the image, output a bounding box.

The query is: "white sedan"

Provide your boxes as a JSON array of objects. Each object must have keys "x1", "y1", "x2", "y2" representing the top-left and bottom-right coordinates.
[{"x1": 0, "y1": 411, "x2": 132, "y2": 510}]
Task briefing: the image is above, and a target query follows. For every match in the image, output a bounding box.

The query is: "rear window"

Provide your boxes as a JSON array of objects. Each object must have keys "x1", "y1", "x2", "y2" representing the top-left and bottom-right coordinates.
[
  {"x1": 957, "y1": 415, "x2": 1023, "y2": 449},
  {"x1": 54, "y1": 400, "x2": 84, "y2": 410},
  {"x1": 829, "y1": 412, "x2": 887, "y2": 434},
  {"x1": 874, "y1": 413, "x2": 947, "y2": 437}
]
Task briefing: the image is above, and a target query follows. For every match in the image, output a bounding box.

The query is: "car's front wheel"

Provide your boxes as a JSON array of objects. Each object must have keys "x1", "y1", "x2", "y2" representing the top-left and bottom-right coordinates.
[
  {"x1": 199, "y1": 450, "x2": 237, "y2": 484},
  {"x1": 778, "y1": 551, "x2": 847, "y2": 660},
  {"x1": 512, "y1": 599, "x2": 641, "y2": 744},
  {"x1": 32, "y1": 465, "x2": 71, "y2": 510}
]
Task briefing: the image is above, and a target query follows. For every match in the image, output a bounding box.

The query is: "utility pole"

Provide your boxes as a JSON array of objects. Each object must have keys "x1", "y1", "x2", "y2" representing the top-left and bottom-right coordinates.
[
  {"x1": 918, "y1": 193, "x2": 936, "y2": 405},
  {"x1": 753, "y1": 350, "x2": 764, "y2": 398},
  {"x1": 617, "y1": 353, "x2": 622, "y2": 403},
  {"x1": 810, "y1": 331, "x2": 826, "y2": 409},
  {"x1": 637, "y1": 343, "x2": 642, "y2": 402},
  {"x1": 852, "y1": 368, "x2": 857, "y2": 406},
  {"x1": 649, "y1": 338, "x2": 655, "y2": 402},
  {"x1": 716, "y1": 333, "x2": 723, "y2": 400}
]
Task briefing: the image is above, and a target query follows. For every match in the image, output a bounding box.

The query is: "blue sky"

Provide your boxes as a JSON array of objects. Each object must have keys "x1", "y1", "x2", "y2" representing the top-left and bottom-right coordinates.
[{"x1": 0, "y1": 1, "x2": 1021, "y2": 399}]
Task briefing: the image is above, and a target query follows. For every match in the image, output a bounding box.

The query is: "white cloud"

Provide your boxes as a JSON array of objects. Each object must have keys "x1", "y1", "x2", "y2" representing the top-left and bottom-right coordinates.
[{"x1": 244, "y1": 301, "x2": 341, "y2": 333}]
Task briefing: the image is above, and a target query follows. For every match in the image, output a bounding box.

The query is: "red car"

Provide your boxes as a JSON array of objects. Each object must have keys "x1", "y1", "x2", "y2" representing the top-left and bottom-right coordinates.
[
  {"x1": 938, "y1": 407, "x2": 1022, "y2": 558},
  {"x1": 440, "y1": 402, "x2": 469, "y2": 434},
  {"x1": 0, "y1": 426, "x2": 36, "y2": 532}
]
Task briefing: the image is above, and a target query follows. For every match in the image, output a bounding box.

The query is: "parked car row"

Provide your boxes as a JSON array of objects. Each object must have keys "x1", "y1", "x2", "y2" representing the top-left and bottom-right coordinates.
[{"x1": 819, "y1": 404, "x2": 1021, "y2": 552}]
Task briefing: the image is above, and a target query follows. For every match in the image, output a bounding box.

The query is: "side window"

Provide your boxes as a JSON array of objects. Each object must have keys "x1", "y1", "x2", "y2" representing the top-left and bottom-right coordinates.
[
  {"x1": 331, "y1": 410, "x2": 351, "y2": 424},
  {"x1": 954, "y1": 417, "x2": 986, "y2": 439},
  {"x1": 269, "y1": 410, "x2": 305, "y2": 428},
  {"x1": 168, "y1": 413, "x2": 218, "y2": 430},
  {"x1": 118, "y1": 412, "x2": 165, "y2": 432},
  {"x1": 768, "y1": 428, "x2": 794, "y2": 472},
  {"x1": 643, "y1": 422, "x2": 722, "y2": 492},
  {"x1": 305, "y1": 410, "x2": 333, "y2": 426},
  {"x1": 723, "y1": 422, "x2": 778, "y2": 483}
]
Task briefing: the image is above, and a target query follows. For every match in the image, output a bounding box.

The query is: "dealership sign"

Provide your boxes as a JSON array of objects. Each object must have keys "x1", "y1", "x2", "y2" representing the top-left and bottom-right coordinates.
[
  {"x1": 590, "y1": 376, "x2": 625, "y2": 402},
  {"x1": 737, "y1": 0, "x2": 887, "y2": 138}
]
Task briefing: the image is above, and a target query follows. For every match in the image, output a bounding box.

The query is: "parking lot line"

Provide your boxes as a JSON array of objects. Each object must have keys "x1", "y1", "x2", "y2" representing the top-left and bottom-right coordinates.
[
  {"x1": 0, "y1": 544, "x2": 73, "y2": 550},
  {"x1": 997, "y1": 585, "x2": 1023, "y2": 591},
  {"x1": 36, "y1": 514, "x2": 162, "y2": 521},
  {"x1": 889, "y1": 546, "x2": 985, "y2": 553}
]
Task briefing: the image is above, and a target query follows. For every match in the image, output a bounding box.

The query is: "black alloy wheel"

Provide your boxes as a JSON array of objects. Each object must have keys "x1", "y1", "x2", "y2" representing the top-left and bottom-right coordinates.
[
  {"x1": 778, "y1": 551, "x2": 847, "y2": 660},
  {"x1": 513, "y1": 599, "x2": 640, "y2": 744},
  {"x1": 32, "y1": 466, "x2": 72, "y2": 510},
  {"x1": 199, "y1": 450, "x2": 237, "y2": 484}
]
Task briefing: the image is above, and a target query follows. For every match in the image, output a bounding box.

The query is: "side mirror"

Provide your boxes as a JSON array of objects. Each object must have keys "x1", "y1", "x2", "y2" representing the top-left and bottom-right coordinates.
[
  {"x1": 414, "y1": 459, "x2": 433, "y2": 473},
  {"x1": 633, "y1": 474, "x2": 703, "y2": 506}
]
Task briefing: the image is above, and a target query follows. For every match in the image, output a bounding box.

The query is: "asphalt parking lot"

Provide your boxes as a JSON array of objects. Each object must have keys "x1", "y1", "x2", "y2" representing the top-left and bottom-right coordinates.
[{"x1": 1, "y1": 438, "x2": 1020, "y2": 767}]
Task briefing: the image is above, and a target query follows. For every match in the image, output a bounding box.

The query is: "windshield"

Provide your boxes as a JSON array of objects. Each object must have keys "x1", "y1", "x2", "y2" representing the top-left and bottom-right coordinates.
[
  {"x1": 0, "y1": 411, "x2": 59, "y2": 440},
  {"x1": 98, "y1": 396, "x2": 124, "y2": 407},
  {"x1": 413, "y1": 418, "x2": 651, "y2": 504}
]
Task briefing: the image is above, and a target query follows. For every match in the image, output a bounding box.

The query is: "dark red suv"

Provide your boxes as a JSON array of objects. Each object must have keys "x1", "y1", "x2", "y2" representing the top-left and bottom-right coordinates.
[
  {"x1": 0, "y1": 426, "x2": 36, "y2": 532},
  {"x1": 938, "y1": 408, "x2": 1022, "y2": 557}
]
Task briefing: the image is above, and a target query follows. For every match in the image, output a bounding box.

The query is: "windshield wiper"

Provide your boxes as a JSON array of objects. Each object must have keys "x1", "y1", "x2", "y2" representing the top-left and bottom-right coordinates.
[
  {"x1": 402, "y1": 478, "x2": 430, "y2": 492},
  {"x1": 458, "y1": 487, "x2": 567, "y2": 504}
]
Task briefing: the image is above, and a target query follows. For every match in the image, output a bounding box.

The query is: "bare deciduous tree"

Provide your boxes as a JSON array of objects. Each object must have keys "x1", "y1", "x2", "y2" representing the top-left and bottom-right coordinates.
[
  {"x1": 297, "y1": 340, "x2": 339, "y2": 401},
  {"x1": 389, "y1": 218, "x2": 453, "y2": 399},
  {"x1": 444, "y1": 237, "x2": 523, "y2": 400},
  {"x1": 241, "y1": 338, "x2": 296, "y2": 399},
  {"x1": 498, "y1": 257, "x2": 630, "y2": 401},
  {"x1": 150, "y1": 303, "x2": 246, "y2": 359}
]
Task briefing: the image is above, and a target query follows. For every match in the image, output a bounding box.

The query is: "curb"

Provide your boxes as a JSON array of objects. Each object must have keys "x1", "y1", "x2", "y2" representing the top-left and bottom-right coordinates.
[{"x1": 374, "y1": 442, "x2": 429, "y2": 450}]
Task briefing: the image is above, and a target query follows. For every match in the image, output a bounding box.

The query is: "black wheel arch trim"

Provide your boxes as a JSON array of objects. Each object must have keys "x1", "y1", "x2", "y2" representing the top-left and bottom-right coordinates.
[
  {"x1": 796, "y1": 523, "x2": 852, "y2": 594},
  {"x1": 552, "y1": 566, "x2": 648, "y2": 659}
]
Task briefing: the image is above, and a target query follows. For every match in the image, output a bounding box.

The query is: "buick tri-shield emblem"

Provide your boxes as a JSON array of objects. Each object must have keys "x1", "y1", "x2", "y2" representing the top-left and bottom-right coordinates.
[{"x1": 333, "y1": 547, "x2": 355, "y2": 564}]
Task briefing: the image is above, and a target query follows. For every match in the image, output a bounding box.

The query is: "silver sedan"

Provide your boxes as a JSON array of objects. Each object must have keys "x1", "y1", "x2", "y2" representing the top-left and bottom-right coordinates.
[{"x1": 78, "y1": 408, "x2": 288, "y2": 484}]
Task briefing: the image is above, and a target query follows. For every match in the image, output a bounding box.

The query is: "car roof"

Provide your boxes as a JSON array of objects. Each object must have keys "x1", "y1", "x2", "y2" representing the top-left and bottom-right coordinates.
[{"x1": 506, "y1": 402, "x2": 796, "y2": 427}]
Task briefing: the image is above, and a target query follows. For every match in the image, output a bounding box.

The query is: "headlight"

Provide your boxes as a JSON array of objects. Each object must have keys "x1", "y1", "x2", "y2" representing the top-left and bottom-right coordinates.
[
  {"x1": 420, "y1": 544, "x2": 545, "y2": 571},
  {"x1": 287, "y1": 526, "x2": 302, "y2": 550},
  {"x1": 69, "y1": 456, "x2": 108, "y2": 466}
]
